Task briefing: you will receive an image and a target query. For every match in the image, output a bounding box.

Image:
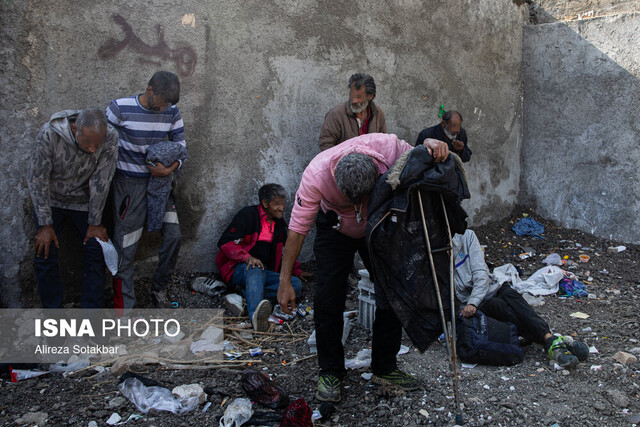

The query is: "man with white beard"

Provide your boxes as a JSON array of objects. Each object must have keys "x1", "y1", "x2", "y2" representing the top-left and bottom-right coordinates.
[
  {"x1": 414, "y1": 110, "x2": 472, "y2": 162},
  {"x1": 318, "y1": 73, "x2": 387, "y2": 151}
]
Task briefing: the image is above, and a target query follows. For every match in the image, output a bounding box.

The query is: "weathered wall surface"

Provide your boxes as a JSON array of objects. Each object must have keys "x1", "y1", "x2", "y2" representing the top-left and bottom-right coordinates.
[
  {"x1": 0, "y1": 0, "x2": 527, "y2": 306},
  {"x1": 531, "y1": 0, "x2": 640, "y2": 23},
  {"x1": 522, "y1": 13, "x2": 640, "y2": 243}
]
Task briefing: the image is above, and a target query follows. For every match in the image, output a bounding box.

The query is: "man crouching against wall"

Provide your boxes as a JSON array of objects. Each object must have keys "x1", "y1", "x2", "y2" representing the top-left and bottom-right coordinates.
[
  {"x1": 277, "y1": 133, "x2": 449, "y2": 402},
  {"x1": 216, "y1": 184, "x2": 312, "y2": 332},
  {"x1": 28, "y1": 109, "x2": 118, "y2": 308}
]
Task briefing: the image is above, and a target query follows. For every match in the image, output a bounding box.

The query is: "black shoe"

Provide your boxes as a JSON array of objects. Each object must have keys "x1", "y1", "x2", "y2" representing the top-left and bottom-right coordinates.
[
  {"x1": 547, "y1": 336, "x2": 579, "y2": 368},
  {"x1": 566, "y1": 340, "x2": 589, "y2": 362}
]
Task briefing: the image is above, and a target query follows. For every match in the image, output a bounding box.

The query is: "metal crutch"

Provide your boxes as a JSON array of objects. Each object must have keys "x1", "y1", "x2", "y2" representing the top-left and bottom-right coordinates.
[{"x1": 417, "y1": 189, "x2": 463, "y2": 424}]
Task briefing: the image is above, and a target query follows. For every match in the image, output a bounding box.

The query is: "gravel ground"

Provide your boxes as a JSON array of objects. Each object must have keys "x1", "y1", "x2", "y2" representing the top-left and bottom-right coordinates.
[{"x1": 1, "y1": 207, "x2": 639, "y2": 426}]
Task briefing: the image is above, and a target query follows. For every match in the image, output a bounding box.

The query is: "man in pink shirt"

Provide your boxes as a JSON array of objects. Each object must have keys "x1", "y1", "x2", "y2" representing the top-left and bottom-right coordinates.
[{"x1": 278, "y1": 133, "x2": 449, "y2": 402}]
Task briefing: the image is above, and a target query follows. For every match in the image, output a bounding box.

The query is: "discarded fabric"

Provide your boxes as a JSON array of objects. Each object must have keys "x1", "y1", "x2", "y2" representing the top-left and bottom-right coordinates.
[
  {"x1": 558, "y1": 278, "x2": 588, "y2": 298},
  {"x1": 511, "y1": 217, "x2": 545, "y2": 238},
  {"x1": 219, "y1": 398, "x2": 253, "y2": 427},
  {"x1": 239, "y1": 369, "x2": 290, "y2": 409}
]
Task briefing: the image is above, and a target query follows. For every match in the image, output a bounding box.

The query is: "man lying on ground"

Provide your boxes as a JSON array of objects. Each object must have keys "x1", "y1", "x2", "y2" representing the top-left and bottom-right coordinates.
[{"x1": 453, "y1": 229, "x2": 589, "y2": 368}]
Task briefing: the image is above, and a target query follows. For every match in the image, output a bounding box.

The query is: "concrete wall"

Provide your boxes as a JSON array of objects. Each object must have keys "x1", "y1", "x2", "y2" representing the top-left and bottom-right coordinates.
[
  {"x1": 0, "y1": 0, "x2": 527, "y2": 306},
  {"x1": 522, "y1": 13, "x2": 640, "y2": 243}
]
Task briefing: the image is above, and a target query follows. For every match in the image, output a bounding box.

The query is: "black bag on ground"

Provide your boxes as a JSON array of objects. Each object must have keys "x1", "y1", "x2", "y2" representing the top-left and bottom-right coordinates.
[{"x1": 456, "y1": 310, "x2": 523, "y2": 366}]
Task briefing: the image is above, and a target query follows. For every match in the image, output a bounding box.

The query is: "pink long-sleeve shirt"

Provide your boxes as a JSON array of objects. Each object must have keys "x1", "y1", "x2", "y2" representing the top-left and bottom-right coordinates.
[{"x1": 290, "y1": 133, "x2": 413, "y2": 239}]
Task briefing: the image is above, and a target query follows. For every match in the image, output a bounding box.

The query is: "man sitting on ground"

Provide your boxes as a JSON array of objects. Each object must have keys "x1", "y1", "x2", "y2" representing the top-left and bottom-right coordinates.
[
  {"x1": 216, "y1": 184, "x2": 310, "y2": 331},
  {"x1": 453, "y1": 229, "x2": 589, "y2": 368}
]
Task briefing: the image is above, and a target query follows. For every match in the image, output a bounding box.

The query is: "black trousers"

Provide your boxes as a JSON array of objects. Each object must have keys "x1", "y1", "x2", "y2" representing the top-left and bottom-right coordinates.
[
  {"x1": 478, "y1": 284, "x2": 550, "y2": 345},
  {"x1": 314, "y1": 210, "x2": 402, "y2": 377}
]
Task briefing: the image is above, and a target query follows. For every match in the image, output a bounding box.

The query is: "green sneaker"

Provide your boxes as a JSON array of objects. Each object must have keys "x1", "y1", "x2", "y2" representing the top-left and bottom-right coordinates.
[
  {"x1": 316, "y1": 374, "x2": 343, "y2": 402},
  {"x1": 548, "y1": 336, "x2": 579, "y2": 368},
  {"x1": 372, "y1": 369, "x2": 421, "y2": 391}
]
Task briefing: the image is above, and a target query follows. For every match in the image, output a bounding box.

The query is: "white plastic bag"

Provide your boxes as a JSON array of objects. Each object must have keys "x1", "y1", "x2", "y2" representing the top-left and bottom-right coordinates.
[
  {"x1": 97, "y1": 238, "x2": 119, "y2": 275},
  {"x1": 219, "y1": 398, "x2": 253, "y2": 427},
  {"x1": 119, "y1": 378, "x2": 198, "y2": 414}
]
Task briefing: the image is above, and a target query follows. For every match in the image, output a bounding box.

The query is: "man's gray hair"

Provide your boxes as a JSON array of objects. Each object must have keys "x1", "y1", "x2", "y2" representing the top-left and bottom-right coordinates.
[
  {"x1": 76, "y1": 109, "x2": 107, "y2": 133},
  {"x1": 259, "y1": 183, "x2": 286, "y2": 204},
  {"x1": 348, "y1": 73, "x2": 376, "y2": 99},
  {"x1": 335, "y1": 153, "x2": 378, "y2": 204}
]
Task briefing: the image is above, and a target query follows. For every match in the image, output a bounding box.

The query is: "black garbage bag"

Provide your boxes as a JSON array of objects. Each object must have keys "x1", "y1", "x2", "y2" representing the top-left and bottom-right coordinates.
[{"x1": 240, "y1": 369, "x2": 290, "y2": 409}]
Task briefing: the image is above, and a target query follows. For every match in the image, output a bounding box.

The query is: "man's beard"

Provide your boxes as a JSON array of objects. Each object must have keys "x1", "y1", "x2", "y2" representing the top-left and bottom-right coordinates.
[
  {"x1": 350, "y1": 98, "x2": 369, "y2": 114},
  {"x1": 444, "y1": 128, "x2": 458, "y2": 140}
]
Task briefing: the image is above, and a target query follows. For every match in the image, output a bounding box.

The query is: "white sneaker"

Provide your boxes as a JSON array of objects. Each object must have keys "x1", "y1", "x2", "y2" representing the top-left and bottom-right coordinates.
[{"x1": 252, "y1": 300, "x2": 272, "y2": 332}]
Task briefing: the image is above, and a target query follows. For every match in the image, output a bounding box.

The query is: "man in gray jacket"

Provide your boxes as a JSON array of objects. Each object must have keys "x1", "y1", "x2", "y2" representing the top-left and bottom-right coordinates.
[
  {"x1": 453, "y1": 229, "x2": 588, "y2": 368},
  {"x1": 28, "y1": 109, "x2": 118, "y2": 308}
]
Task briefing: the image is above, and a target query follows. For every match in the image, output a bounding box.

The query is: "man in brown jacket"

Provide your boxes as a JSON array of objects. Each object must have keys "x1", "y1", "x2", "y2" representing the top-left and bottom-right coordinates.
[{"x1": 318, "y1": 74, "x2": 387, "y2": 151}]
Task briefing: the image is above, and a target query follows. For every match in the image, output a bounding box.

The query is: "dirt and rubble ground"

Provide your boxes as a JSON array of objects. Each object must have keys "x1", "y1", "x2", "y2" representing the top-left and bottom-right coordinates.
[{"x1": 1, "y1": 207, "x2": 639, "y2": 426}]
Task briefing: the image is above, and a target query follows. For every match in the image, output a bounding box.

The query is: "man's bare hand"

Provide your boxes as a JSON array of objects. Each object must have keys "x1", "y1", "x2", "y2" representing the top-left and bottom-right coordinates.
[
  {"x1": 298, "y1": 271, "x2": 313, "y2": 282},
  {"x1": 84, "y1": 224, "x2": 108, "y2": 244},
  {"x1": 461, "y1": 304, "x2": 477, "y2": 318},
  {"x1": 35, "y1": 225, "x2": 59, "y2": 259},
  {"x1": 246, "y1": 256, "x2": 264, "y2": 270},
  {"x1": 452, "y1": 139, "x2": 464, "y2": 152},
  {"x1": 422, "y1": 138, "x2": 450, "y2": 162},
  {"x1": 147, "y1": 161, "x2": 178, "y2": 177},
  {"x1": 277, "y1": 279, "x2": 297, "y2": 315}
]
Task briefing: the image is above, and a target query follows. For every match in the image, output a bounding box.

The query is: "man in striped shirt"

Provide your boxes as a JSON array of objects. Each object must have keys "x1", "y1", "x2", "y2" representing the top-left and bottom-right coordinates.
[{"x1": 106, "y1": 71, "x2": 187, "y2": 308}]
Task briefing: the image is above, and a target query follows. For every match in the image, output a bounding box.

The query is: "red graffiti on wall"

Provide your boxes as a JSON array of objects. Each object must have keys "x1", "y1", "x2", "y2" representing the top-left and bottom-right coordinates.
[{"x1": 98, "y1": 14, "x2": 197, "y2": 77}]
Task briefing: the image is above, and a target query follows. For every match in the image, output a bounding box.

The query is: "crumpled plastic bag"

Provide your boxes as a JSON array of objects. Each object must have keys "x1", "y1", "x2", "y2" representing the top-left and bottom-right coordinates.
[
  {"x1": 240, "y1": 369, "x2": 289, "y2": 409},
  {"x1": 97, "y1": 238, "x2": 119, "y2": 275},
  {"x1": 119, "y1": 377, "x2": 198, "y2": 414},
  {"x1": 219, "y1": 398, "x2": 253, "y2": 427}
]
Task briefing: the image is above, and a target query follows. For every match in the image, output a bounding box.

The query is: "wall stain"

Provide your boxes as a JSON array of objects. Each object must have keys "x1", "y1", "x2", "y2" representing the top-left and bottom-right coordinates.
[{"x1": 98, "y1": 14, "x2": 197, "y2": 77}]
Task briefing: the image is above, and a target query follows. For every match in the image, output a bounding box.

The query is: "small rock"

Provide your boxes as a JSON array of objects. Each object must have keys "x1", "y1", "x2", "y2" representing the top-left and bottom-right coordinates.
[
  {"x1": 629, "y1": 347, "x2": 640, "y2": 355},
  {"x1": 607, "y1": 389, "x2": 630, "y2": 408},
  {"x1": 106, "y1": 412, "x2": 122, "y2": 425},
  {"x1": 172, "y1": 383, "x2": 207, "y2": 404},
  {"x1": 562, "y1": 370, "x2": 570, "y2": 376},
  {"x1": 15, "y1": 412, "x2": 48, "y2": 426},
  {"x1": 88, "y1": 421, "x2": 98, "y2": 427},
  {"x1": 593, "y1": 401, "x2": 606, "y2": 411},
  {"x1": 107, "y1": 396, "x2": 126, "y2": 409},
  {"x1": 612, "y1": 351, "x2": 637, "y2": 365},
  {"x1": 200, "y1": 326, "x2": 224, "y2": 344}
]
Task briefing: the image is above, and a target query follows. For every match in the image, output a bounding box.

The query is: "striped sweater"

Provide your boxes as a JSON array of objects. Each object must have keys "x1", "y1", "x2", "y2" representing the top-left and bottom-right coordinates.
[{"x1": 106, "y1": 95, "x2": 186, "y2": 177}]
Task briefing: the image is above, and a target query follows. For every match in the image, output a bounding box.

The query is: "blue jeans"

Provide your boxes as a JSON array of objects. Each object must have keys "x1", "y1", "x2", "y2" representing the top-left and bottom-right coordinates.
[
  {"x1": 33, "y1": 207, "x2": 105, "y2": 308},
  {"x1": 231, "y1": 263, "x2": 302, "y2": 319}
]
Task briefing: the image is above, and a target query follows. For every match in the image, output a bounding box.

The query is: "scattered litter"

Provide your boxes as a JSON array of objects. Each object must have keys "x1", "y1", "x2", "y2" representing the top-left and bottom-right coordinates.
[
  {"x1": 191, "y1": 277, "x2": 227, "y2": 297},
  {"x1": 106, "y1": 413, "x2": 121, "y2": 425},
  {"x1": 249, "y1": 347, "x2": 263, "y2": 357},
  {"x1": 397, "y1": 345, "x2": 410, "y2": 355},
  {"x1": 268, "y1": 315, "x2": 284, "y2": 325},
  {"x1": 273, "y1": 304, "x2": 296, "y2": 321},
  {"x1": 119, "y1": 377, "x2": 198, "y2": 414},
  {"x1": 590, "y1": 365, "x2": 602, "y2": 372},
  {"x1": 219, "y1": 398, "x2": 253, "y2": 427},
  {"x1": 307, "y1": 330, "x2": 317, "y2": 354},
  {"x1": 558, "y1": 278, "x2": 588, "y2": 298},
  {"x1": 191, "y1": 339, "x2": 224, "y2": 354},
  {"x1": 570, "y1": 312, "x2": 589, "y2": 319},
  {"x1": 97, "y1": 238, "x2": 119, "y2": 275},
  {"x1": 581, "y1": 327, "x2": 592, "y2": 332},
  {"x1": 345, "y1": 348, "x2": 372, "y2": 369},
  {"x1": 419, "y1": 409, "x2": 430, "y2": 418},
  {"x1": 579, "y1": 254, "x2": 590, "y2": 263},
  {"x1": 312, "y1": 410, "x2": 322, "y2": 420},
  {"x1": 461, "y1": 363, "x2": 477, "y2": 369},
  {"x1": 202, "y1": 402, "x2": 212, "y2": 412},
  {"x1": 240, "y1": 369, "x2": 290, "y2": 409},
  {"x1": 608, "y1": 246, "x2": 626, "y2": 253},
  {"x1": 483, "y1": 384, "x2": 490, "y2": 390},
  {"x1": 224, "y1": 351, "x2": 243, "y2": 360},
  {"x1": 500, "y1": 376, "x2": 509, "y2": 381},
  {"x1": 589, "y1": 346, "x2": 599, "y2": 354},
  {"x1": 361, "y1": 372, "x2": 373, "y2": 380},
  {"x1": 10, "y1": 368, "x2": 49, "y2": 382},
  {"x1": 512, "y1": 217, "x2": 545, "y2": 238},
  {"x1": 522, "y1": 293, "x2": 545, "y2": 307}
]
